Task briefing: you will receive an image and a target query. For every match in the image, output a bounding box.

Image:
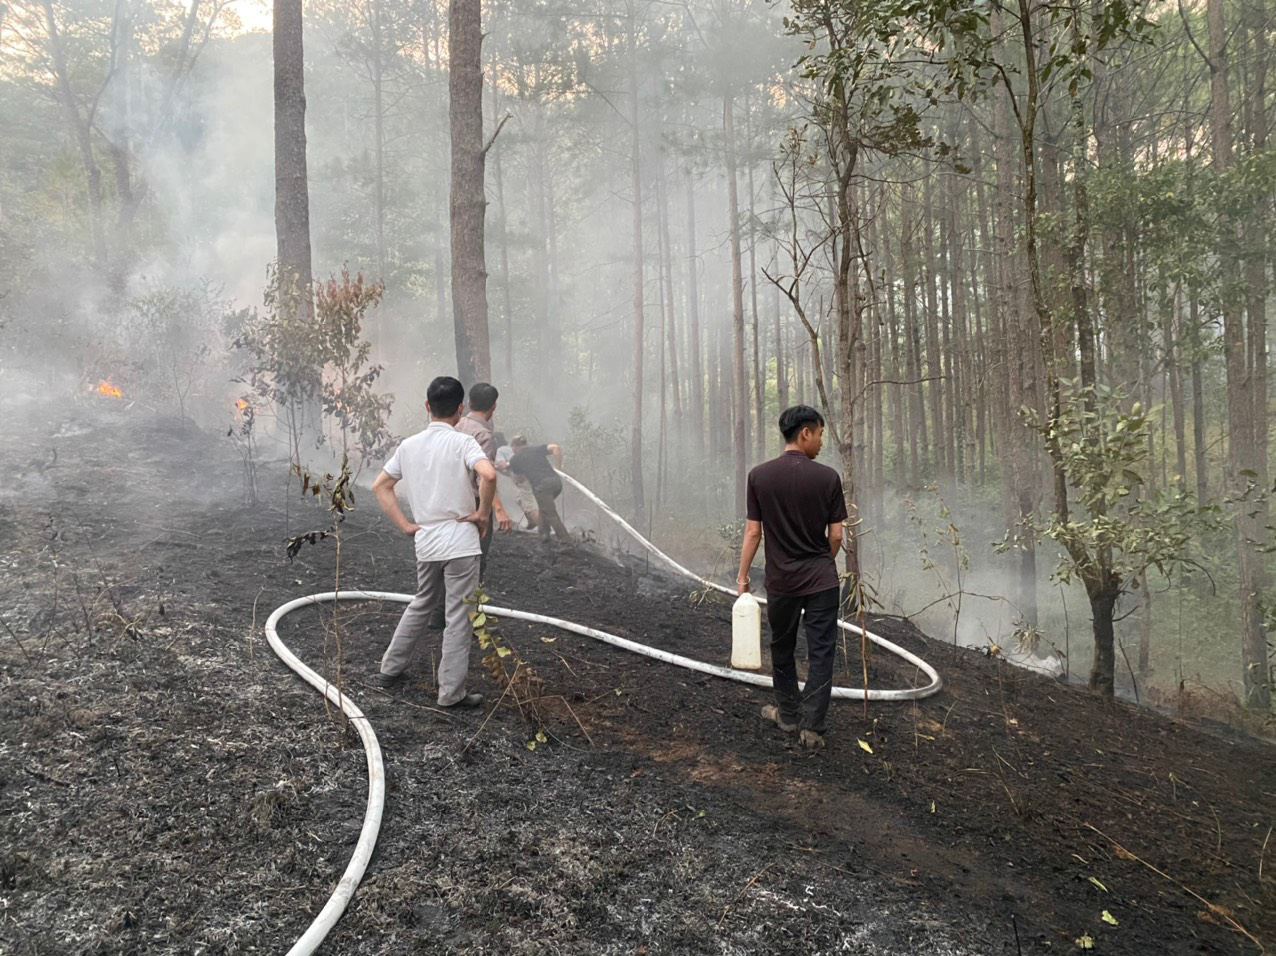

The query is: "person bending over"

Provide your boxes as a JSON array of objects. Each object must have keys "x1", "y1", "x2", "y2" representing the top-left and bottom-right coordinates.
[
  {"x1": 372, "y1": 376, "x2": 497, "y2": 708},
  {"x1": 737, "y1": 405, "x2": 847, "y2": 751},
  {"x1": 507, "y1": 436, "x2": 573, "y2": 547},
  {"x1": 495, "y1": 433, "x2": 541, "y2": 530}
]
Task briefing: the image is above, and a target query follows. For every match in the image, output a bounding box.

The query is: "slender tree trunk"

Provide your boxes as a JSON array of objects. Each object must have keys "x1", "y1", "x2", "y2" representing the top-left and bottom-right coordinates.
[
  {"x1": 490, "y1": 81, "x2": 514, "y2": 380},
  {"x1": 882, "y1": 202, "x2": 907, "y2": 498},
  {"x1": 686, "y1": 172, "x2": 705, "y2": 457},
  {"x1": 273, "y1": 0, "x2": 314, "y2": 317},
  {"x1": 1209, "y1": 0, "x2": 1270, "y2": 709},
  {"x1": 992, "y1": 21, "x2": 1038, "y2": 627},
  {"x1": 1168, "y1": 285, "x2": 1188, "y2": 489},
  {"x1": 724, "y1": 95, "x2": 749, "y2": 514},
  {"x1": 1190, "y1": 296, "x2": 1209, "y2": 502},
  {"x1": 448, "y1": 0, "x2": 491, "y2": 387},
  {"x1": 1241, "y1": 0, "x2": 1272, "y2": 708},
  {"x1": 922, "y1": 175, "x2": 946, "y2": 480},
  {"x1": 372, "y1": 0, "x2": 386, "y2": 277},
  {"x1": 901, "y1": 203, "x2": 925, "y2": 482},
  {"x1": 774, "y1": 268, "x2": 788, "y2": 423},
  {"x1": 657, "y1": 160, "x2": 683, "y2": 427},
  {"x1": 628, "y1": 22, "x2": 646, "y2": 521},
  {"x1": 745, "y1": 96, "x2": 764, "y2": 463}
]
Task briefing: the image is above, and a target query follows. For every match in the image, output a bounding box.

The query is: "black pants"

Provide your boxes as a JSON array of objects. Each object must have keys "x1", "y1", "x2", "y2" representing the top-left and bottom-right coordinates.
[
  {"x1": 766, "y1": 586, "x2": 840, "y2": 735},
  {"x1": 532, "y1": 475, "x2": 571, "y2": 543}
]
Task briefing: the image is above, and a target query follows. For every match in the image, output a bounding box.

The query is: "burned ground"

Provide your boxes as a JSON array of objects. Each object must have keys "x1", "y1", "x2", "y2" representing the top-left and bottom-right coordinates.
[{"x1": 1, "y1": 403, "x2": 1273, "y2": 955}]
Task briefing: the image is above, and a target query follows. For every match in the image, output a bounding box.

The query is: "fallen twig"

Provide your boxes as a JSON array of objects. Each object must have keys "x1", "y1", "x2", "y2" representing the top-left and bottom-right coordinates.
[
  {"x1": 1084, "y1": 822, "x2": 1264, "y2": 953},
  {"x1": 462, "y1": 663, "x2": 520, "y2": 754},
  {"x1": 356, "y1": 680, "x2": 454, "y2": 718},
  {"x1": 0, "y1": 617, "x2": 34, "y2": 665},
  {"x1": 717, "y1": 862, "x2": 775, "y2": 930},
  {"x1": 553, "y1": 694, "x2": 594, "y2": 748}
]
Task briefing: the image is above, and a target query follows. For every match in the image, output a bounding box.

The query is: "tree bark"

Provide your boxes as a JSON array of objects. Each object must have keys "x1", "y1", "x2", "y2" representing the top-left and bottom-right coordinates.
[
  {"x1": 774, "y1": 269, "x2": 788, "y2": 420},
  {"x1": 274, "y1": 0, "x2": 314, "y2": 316},
  {"x1": 490, "y1": 80, "x2": 514, "y2": 379},
  {"x1": 992, "y1": 20, "x2": 1039, "y2": 628},
  {"x1": 686, "y1": 173, "x2": 706, "y2": 457},
  {"x1": 657, "y1": 159, "x2": 683, "y2": 427},
  {"x1": 745, "y1": 96, "x2": 765, "y2": 463},
  {"x1": 1167, "y1": 286, "x2": 1188, "y2": 490},
  {"x1": 628, "y1": 19, "x2": 646, "y2": 521},
  {"x1": 1209, "y1": 0, "x2": 1271, "y2": 709},
  {"x1": 724, "y1": 95, "x2": 749, "y2": 515},
  {"x1": 1088, "y1": 587, "x2": 1119, "y2": 695},
  {"x1": 448, "y1": 0, "x2": 491, "y2": 387}
]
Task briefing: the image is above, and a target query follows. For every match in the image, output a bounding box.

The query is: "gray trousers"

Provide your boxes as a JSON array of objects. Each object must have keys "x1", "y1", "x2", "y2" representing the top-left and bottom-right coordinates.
[{"x1": 380, "y1": 554, "x2": 481, "y2": 706}]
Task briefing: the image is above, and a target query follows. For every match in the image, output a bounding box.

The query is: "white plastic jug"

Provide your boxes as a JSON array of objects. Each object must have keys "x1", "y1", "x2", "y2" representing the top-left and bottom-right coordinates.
[{"x1": 731, "y1": 592, "x2": 762, "y2": 670}]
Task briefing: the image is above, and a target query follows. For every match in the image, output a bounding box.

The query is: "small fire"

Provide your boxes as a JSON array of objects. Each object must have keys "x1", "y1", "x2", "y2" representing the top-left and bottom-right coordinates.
[
  {"x1": 235, "y1": 399, "x2": 250, "y2": 411},
  {"x1": 96, "y1": 381, "x2": 123, "y2": 399}
]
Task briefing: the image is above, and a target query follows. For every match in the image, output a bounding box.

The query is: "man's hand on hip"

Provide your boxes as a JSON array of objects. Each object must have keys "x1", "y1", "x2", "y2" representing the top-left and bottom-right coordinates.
[
  {"x1": 457, "y1": 510, "x2": 490, "y2": 537},
  {"x1": 402, "y1": 522, "x2": 422, "y2": 536}
]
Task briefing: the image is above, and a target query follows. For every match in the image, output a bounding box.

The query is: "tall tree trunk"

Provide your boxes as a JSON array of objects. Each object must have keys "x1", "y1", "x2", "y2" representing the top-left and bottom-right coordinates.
[
  {"x1": 273, "y1": 0, "x2": 314, "y2": 316},
  {"x1": 1241, "y1": 0, "x2": 1272, "y2": 708},
  {"x1": 774, "y1": 267, "x2": 788, "y2": 422},
  {"x1": 490, "y1": 81, "x2": 514, "y2": 379},
  {"x1": 1209, "y1": 0, "x2": 1271, "y2": 709},
  {"x1": 1168, "y1": 285, "x2": 1188, "y2": 489},
  {"x1": 881, "y1": 201, "x2": 907, "y2": 499},
  {"x1": 657, "y1": 159, "x2": 683, "y2": 427},
  {"x1": 1190, "y1": 295, "x2": 1209, "y2": 503},
  {"x1": 922, "y1": 175, "x2": 946, "y2": 480},
  {"x1": 724, "y1": 95, "x2": 749, "y2": 514},
  {"x1": 372, "y1": 0, "x2": 386, "y2": 277},
  {"x1": 745, "y1": 96, "x2": 765, "y2": 462},
  {"x1": 901, "y1": 200, "x2": 925, "y2": 483},
  {"x1": 686, "y1": 173, "x2": 706, "y2": 457},
  {"x1": 448, "y1": 0, "x2": 491, "y2": 387},
  {"x1": 628, "y1": 20, "x2": 647, "y2": 521},
  {"x1": 992, "y1": 19, "x2": 1039, "y2": 627}
]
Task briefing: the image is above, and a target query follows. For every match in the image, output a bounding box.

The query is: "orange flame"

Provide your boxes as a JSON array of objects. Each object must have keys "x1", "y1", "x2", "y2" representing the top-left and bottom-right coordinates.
[
  {"x1": 96, "y1": 381, "x2": 122, "y2": 399},
  {"x1": 235, "y1": 399, "x2": 250, "y2": 411}
]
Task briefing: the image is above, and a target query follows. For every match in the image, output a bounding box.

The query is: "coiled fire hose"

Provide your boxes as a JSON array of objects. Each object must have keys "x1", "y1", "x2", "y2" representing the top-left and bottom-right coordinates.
[{"x1": 264, "y1": 472, "x2": 943, "y2": 955}]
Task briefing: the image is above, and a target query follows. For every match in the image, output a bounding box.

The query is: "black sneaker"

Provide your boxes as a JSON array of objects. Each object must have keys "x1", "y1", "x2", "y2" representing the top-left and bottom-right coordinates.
[
  {"x1": 376, "y1": 671, "x2": 408, "y2": 690},
  {"x1": 442, "y1": 692, "x2": 485, "y2": 709}
]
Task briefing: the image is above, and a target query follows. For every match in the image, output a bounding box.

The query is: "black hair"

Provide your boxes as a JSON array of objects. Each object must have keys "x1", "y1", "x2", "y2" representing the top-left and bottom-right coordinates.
[
  {"x1": 427, "y1": 376, "x2": 465, "y2": 418},
  {"x1": 778, "y1": 404, "x2": 825, "y2": 442},
  {"x1": 469, "y1": 382, "x2": 499, "y2": 413}
]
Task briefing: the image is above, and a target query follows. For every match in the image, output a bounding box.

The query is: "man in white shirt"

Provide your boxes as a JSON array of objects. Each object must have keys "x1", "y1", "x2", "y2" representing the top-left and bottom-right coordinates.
[{"x1": 372, "y1": 376, "x2": 498, "y2": 707}]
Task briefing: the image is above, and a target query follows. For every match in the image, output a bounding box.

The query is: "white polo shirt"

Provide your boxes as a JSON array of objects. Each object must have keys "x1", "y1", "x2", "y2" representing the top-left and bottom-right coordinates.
[{"x1": 383, "y1": 422, "x2": 487, "y2": 562}]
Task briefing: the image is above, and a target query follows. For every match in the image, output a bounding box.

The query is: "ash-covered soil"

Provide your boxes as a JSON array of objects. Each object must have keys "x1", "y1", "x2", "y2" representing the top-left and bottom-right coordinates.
[{"x1": 1, "y1": 401, "x2": 1273, "y2": 955}]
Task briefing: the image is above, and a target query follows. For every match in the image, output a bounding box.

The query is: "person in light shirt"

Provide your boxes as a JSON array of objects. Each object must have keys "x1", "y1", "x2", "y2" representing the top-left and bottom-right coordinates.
[
  {"x1": 371, "y1": 376, "x2": 498, "y2": 708},
  {"x1": 453, "y1": 382, "x2": 514, "y2": 579}
]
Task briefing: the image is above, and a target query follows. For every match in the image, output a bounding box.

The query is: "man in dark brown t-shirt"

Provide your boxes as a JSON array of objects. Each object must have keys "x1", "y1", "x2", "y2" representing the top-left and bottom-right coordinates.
[{"x1": 737, "y1": 405, "x2": 847, "y2": 751}]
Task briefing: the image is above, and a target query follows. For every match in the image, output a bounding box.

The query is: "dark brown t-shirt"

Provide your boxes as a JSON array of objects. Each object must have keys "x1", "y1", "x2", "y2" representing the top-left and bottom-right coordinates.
[
  {"x1": 746, "y1": 451, "x2": 848, "y2": 597},
  {"x1": 509, "y1": 445, "x2": 555, "y2": 486}
]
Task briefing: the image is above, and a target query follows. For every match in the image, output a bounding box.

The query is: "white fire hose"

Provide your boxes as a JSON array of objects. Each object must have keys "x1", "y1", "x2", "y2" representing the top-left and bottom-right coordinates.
[{"x1": 265, "y1": 472, "x2": 943, "y2": 955}]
